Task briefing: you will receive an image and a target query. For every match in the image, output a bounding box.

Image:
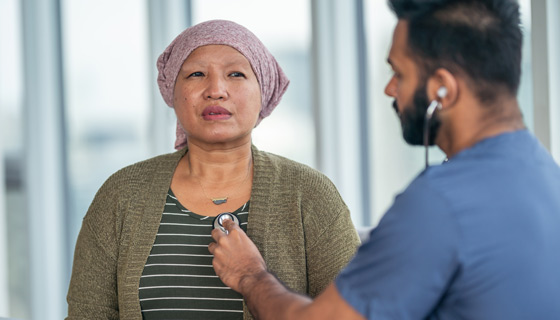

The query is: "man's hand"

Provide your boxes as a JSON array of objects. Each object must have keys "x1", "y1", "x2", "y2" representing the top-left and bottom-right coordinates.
[
  {"x1": 209, "y1": 220, "x2": 364, "y2": 320},
  {"x1": 208, "y1": 219, "x2": 267, "y2": 294}
]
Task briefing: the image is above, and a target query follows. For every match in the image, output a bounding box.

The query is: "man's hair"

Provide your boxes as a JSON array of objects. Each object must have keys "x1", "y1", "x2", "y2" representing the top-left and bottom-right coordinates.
[{"x1": 388, "y1": 0, "x2": 523, "y2": 103}]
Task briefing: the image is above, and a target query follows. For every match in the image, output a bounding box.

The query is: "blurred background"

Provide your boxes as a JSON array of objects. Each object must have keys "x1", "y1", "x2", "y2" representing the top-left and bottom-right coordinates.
[{"x1": 0, "y1": 0, "x2": 558, "y2": 319}]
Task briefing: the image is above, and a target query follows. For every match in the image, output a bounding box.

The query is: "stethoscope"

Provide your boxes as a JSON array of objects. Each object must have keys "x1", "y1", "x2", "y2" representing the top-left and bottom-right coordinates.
[
  {"x1": 424, "y1": 86, "x2": 447, "y2": 168},
  {"x1": 212, "y1": 212, "x2": 240, "y2": 234}
]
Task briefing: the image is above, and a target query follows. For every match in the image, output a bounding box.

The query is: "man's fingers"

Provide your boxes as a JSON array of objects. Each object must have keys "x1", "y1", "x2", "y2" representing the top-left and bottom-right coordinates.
[
  {"x1": 208, "y1": 241, "x2": 216, "y2": 254},
  {"x1": 211, "y1": 227, "x2": 227, "y2": 241},
  {"x1": 209, "y1": 219, "x2": 239, "y2": 254},
  {"x1": 223, "y1": 219, "x2": 240, "y2": 233}
]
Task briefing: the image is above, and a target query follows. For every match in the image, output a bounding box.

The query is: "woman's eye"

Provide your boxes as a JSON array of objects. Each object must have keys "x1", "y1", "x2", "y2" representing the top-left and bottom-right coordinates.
[
  {"x1": 229, "y1": 72, "x2": 246, "y2": 78},
  {"x1": 188, "y1": 71, "x2": 204, "y2": 78}
]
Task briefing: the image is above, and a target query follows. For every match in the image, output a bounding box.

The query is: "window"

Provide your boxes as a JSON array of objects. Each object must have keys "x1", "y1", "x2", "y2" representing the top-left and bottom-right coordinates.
[
  {"x1": 0, "y1": 0, "x2": 27, "y2": 318},
  {"x1": 62, "y1": 0, "x2": 153, "y2": 249}
]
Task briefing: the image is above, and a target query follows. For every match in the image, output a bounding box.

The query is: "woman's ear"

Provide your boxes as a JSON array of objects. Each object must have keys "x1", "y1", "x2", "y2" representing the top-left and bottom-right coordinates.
[{"x1": 427, "y1": 68, "x2": 458, "y2": 109}]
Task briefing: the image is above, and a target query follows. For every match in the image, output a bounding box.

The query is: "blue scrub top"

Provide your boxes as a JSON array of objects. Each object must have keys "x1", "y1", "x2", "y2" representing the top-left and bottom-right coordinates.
[{"x1": 336, "y1": 130, "x2": 560, "y2": 319}]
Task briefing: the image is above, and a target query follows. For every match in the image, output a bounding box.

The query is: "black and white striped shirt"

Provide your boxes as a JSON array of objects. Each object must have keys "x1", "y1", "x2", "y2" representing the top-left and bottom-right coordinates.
[{"x1": 139, "y1": 189, "x2": 249, "y2": 319}]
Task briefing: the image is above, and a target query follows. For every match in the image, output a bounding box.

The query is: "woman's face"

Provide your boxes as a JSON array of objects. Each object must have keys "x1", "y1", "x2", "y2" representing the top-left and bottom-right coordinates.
[{"x1": 173, "y1": 45, "x2": 262, "y2": 147}]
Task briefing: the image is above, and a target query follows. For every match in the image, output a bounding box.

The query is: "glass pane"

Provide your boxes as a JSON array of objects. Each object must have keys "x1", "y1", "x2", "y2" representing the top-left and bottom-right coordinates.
[
  {"x1": 61, "y1": 0, "x2": 151, "y2": 250},
  {"x1": 191, "y1": 0, "x2": 315, "y2": 168},
  {"x1": 0, "y1": 0, "x2": 30, "y2": 319}
]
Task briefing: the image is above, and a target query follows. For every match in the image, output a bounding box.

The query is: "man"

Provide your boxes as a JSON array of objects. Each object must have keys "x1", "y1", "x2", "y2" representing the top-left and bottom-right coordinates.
[{"x1": 208, "y1": 0, "x2": 560, "y2": 319}]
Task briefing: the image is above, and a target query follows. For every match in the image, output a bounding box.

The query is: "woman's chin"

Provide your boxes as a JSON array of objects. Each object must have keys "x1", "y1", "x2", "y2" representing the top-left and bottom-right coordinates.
[{"x1": 188, "y1": 133, "x2": 253, "y2": 148}]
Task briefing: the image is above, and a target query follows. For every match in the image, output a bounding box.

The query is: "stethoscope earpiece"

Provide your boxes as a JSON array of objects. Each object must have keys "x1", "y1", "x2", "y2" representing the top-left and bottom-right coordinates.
[
  {"x1": 212, "y1": 212, "x2": 240, "y2": 234},
  {"x1": 437, "y1": 86, "x2": 448, "y2": 99}
]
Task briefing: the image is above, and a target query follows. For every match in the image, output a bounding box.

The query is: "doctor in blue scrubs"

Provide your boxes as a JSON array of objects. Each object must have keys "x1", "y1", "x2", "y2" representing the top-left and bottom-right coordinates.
[{"x1": 209, "y1": 0, "x2": 560, "y2": 319}]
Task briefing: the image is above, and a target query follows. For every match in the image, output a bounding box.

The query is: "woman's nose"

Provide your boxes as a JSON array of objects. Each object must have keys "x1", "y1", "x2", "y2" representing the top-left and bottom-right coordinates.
[{"x1": 204, "y1": 76, "x2": 228, "y2": 100}]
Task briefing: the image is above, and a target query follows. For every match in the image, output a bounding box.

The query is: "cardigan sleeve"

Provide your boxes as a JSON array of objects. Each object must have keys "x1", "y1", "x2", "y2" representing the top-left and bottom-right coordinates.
[
  {"x1": 302, "y1": 181, "x2": 361, "y2": 297},
  {"x1": 66, "y1": 173, "x2": 124, "y2": 320},
  {"x1": 306, "y1": 208, "x2": 360, "y2": 297},
  {"x1": 248, "y1": 148, "x2": 361, "y2": 301}
]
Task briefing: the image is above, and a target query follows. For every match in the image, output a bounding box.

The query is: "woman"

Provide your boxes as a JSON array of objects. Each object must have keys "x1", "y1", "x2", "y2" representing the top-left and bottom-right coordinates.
[{"x1": 66, "y1": 20, "x2": 360, "y2": 320}]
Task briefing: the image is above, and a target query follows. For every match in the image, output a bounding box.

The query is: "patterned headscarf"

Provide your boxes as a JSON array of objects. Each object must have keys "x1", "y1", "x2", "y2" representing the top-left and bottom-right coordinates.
[{"x1": 157, "y1": 19, "x2": 290, "y2": 149}]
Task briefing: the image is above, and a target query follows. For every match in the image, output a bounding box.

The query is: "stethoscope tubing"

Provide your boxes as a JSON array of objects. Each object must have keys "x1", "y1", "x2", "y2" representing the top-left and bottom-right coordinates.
[{"x1": 424, "y1": 99, "x2": 442, "y2": 168}]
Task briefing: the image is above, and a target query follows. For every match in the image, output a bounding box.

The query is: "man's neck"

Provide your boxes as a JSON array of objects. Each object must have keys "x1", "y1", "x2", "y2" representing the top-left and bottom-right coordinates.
[{"x1": 437, "y1": 96, "x2": 525, "y2": 158}]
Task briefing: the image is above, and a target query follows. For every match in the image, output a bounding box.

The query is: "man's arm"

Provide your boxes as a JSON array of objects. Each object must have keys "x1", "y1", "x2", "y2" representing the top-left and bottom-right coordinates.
[{"x1": 208, "y1": 220, "x2": 364, "y2": 320}]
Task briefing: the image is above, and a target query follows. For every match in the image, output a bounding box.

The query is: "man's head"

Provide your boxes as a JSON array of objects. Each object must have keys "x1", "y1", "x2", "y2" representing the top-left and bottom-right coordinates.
[{"x1": 385, "y1": 0, "x2": 523, "y2": 146}]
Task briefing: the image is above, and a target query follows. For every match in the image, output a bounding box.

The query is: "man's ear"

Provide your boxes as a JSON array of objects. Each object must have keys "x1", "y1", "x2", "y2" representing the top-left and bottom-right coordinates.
[{"x1": 427, "y1": 68, "x2": 458, "y2": 109}]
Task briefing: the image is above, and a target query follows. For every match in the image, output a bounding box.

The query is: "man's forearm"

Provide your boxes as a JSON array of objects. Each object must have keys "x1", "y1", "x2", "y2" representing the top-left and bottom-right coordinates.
[{"x1": 240, "y1": 270, "x2": 312, "y2": 320}]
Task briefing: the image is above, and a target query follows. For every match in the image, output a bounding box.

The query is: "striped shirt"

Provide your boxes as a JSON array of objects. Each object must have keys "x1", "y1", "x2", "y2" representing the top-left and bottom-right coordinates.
[{"x1": 139, "y1": 189, "x2": 249, "y2": 319}]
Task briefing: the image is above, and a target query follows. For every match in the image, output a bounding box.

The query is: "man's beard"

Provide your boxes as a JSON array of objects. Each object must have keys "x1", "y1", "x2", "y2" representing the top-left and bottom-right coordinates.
[{"x1": 393, "y1": 84, "x2": 441, "y2": 146}]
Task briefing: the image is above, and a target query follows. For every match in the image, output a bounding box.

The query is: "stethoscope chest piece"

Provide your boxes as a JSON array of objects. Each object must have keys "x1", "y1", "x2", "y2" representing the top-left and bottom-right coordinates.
[{"x1": 213, "y1": 212, "x2": 240, "y2": 234}]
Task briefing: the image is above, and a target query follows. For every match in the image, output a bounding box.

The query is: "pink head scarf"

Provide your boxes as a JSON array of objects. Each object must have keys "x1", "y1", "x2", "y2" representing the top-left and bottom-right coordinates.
[{"x1": 157, "y1": 19, "x2": 290, "y2": 150}]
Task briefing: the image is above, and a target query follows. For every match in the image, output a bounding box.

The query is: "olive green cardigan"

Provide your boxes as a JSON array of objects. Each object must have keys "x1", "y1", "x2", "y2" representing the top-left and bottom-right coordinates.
[{"x1": 66, "y1": 145, "x2": 360, "y2": 319}]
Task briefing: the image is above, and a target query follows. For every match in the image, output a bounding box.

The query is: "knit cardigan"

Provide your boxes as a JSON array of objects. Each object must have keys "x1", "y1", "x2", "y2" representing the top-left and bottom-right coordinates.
[{"x1": 66, "y1": 145, "x2": 360, "y2": 320}]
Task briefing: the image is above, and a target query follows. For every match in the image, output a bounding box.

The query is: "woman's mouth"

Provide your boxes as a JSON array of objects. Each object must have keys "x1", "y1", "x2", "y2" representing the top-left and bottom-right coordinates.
[{"x1": 202, "y1": 106, "x2": 232, "y2": 121}]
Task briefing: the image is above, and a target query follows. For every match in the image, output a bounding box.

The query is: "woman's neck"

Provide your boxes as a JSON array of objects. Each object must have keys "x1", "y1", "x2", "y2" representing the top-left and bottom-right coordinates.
[{"x1": 185, "y1": 140, "x2": 253, "y2": 183}]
